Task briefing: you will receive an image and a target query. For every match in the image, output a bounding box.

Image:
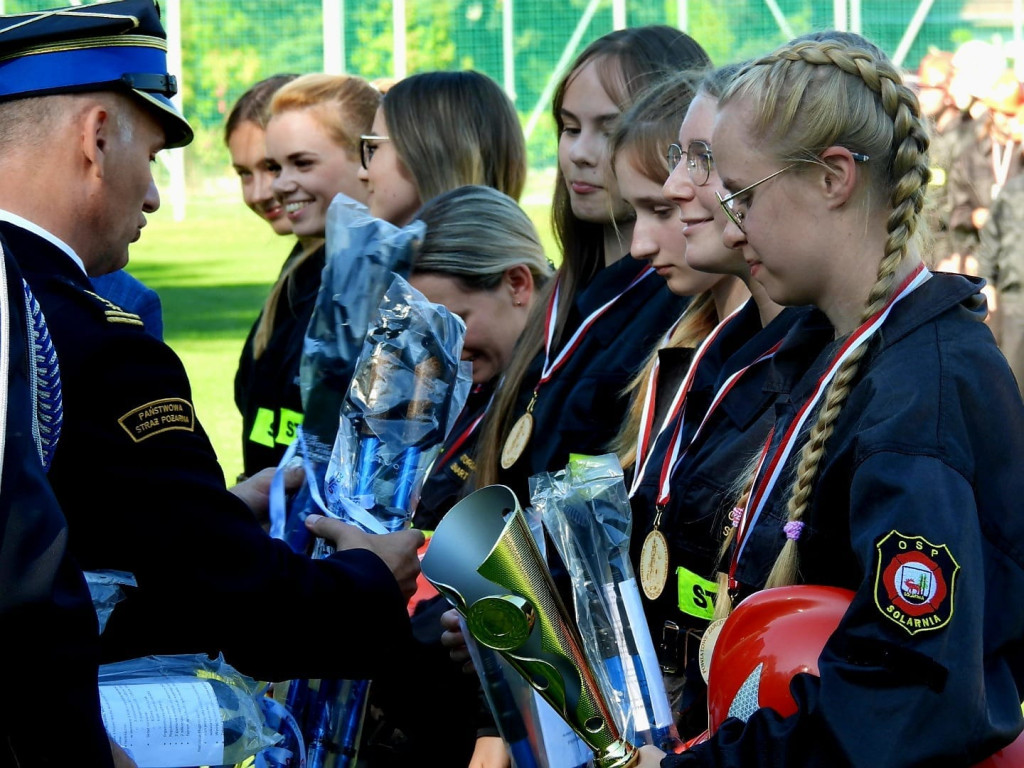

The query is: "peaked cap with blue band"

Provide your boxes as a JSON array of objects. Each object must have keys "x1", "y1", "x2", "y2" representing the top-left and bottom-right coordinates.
[{"x1": 0, "y1": 0, "x2": 192, "y2": 148}]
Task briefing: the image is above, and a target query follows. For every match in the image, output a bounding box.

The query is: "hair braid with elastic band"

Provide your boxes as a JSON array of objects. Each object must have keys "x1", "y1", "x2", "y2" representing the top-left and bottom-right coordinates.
[
  {"x1": 712, "y1": 38, "x2": 931, "y2": 608},
  {"x1": 765, "y1": 41, "x2": 930, "y2": 588}
]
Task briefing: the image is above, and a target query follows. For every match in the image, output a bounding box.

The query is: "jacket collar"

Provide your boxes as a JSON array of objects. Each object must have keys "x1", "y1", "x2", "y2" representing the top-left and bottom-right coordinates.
[
  {"x1": 765, "y1": 271, "x2": 987, "y2": 401},
  {"x1": 0, "y1": 212, "x2": 86, "y2": 275}
]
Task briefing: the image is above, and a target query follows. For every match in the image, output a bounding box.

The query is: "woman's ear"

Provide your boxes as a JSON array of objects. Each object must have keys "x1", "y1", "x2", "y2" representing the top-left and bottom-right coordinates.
[
  {"x1": 504, "y1": 264, "x2": 535, "y2": 308},
  {"x1": 818, "y1": 146, "x2": 862, "y2": 209}
]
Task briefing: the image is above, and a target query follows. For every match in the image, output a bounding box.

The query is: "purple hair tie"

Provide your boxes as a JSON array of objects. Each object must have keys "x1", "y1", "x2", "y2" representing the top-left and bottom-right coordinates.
[
  {"x1": 783, "y1": 521, "x2": 805, "y2": 541},
  {"x1": 730, "y1": 506, "x2": 744, "y2": 527}
]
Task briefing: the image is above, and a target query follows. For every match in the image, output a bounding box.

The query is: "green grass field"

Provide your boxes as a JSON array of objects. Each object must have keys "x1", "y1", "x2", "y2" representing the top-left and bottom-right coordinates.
[
  {"x1": 129, "y1": 180, "x2": 557, "y2": 481},
  {"x1": 127, "y1": 200, "x2": 284, "y2": 480}
]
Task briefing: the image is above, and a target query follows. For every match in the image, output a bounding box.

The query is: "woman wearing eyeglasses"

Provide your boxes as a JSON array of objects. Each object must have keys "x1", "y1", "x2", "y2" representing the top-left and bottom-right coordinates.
[
  {"x1": 233, "y1": 74, "x2": 379, "y2": 482},
  {"x1": 357, "y1": 70, "x2": 527, "y2": 226},
  {"x1": 637, "y1": 32, "x2": 1024, "y2": 768},
  {"x1": 432, "y1": 27, "x2": 709, "y2": 768},
  {"x1": 613, "y1": 66, "x2": 816, "y2": 740}
]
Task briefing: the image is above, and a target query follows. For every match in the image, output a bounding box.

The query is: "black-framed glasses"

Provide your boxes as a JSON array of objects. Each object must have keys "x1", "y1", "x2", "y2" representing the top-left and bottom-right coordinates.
[
  {"x1": 716, "y1": 151, "x2": 870, "y2": 232},
  {"x1": 667, "y1": 140, "x2": 714, "y2": 186},
  {"x1": 359, "y1": 134, "x2": 390, "y2": 170}
]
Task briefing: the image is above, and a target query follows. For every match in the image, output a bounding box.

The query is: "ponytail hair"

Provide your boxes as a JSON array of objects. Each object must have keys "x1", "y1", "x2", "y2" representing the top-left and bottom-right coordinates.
[
  {"x1": 606, "y1": 69, "x2": 714, "y2": 467},
  {"x1": 383, "y1": 71, "x2": 527, "y2": 203},
  {"x1": 224, "y1": 73, "x2": 298, "y2": 143}
]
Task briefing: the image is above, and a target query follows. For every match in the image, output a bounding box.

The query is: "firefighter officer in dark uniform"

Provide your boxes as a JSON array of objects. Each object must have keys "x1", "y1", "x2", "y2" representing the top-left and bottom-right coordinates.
[
  {"x1": 0, "y1": 0, "x2": 423, "y2": 688},
  {"x1": 0, "y1": 247, "x2": 136, "y2": 765}
]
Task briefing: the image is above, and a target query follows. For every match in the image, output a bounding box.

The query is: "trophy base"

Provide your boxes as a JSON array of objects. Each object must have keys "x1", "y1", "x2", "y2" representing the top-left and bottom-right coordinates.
[{"x1": 595, "y1": 740, "x2": 640, "y2": 768}]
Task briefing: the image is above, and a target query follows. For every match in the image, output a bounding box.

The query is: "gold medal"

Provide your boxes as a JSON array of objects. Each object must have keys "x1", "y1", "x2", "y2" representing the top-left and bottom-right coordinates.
[
  {"x1": 500, "y1": 391, "x2": 538, "y2": 470},
  {"x1": 640, "y1": 505, "x2": 670, "y2": 600},
  {"x1": 698, "y1": 618, "x2": 726, "y2": 683},
  {"x1": 638, "y1": 477, "x2": 673, "y2": 602},
  {"x1": 500, "y1": 411, "x2": 533, "y2": 469},
  {"x1": 640, "y1": 528, "x2": 669, "y2": 599}
]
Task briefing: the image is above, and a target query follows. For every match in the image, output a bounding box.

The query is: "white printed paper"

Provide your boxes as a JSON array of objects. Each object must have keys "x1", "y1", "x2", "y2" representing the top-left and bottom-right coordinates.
[{"x1": 100, "y1": 679, "x2": 224, "y2": 767}]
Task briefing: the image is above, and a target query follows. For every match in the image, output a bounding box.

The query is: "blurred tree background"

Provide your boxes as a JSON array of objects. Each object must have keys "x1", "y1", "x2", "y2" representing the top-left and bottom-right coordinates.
[
  {"x1": 5, "y1": 0, "x2": 1021, "y2": 185},
  {"x1": 3, "y1": 0, "x2": 1021, "y2": 475}
]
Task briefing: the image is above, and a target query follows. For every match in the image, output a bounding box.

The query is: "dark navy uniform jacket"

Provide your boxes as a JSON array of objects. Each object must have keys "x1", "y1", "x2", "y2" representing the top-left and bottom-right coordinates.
[
  {"x1": 414, "y1": 381, "x2": 493, "y2": 532},
  {"x1": 91, "y1": 268, "x2": 163, "y2": 340},
  {"x1": 235, "y1": 242, "x2": 324, "y2": 478},
  {"x1": 666, "y1": 273, "x2": 1024, "y2": 767},
  {"x1": 500, "y1": 256, "x2": 687, "y2": 504},
  {"x1": 0, "y1": 247, "x2": 114, "y2": 768},
  {"x1": 3, "y1": 221, "x2": 411, "y2": 684},
  {"x1": 631, "y1": 304, "x2": 810, "y2": 626},
  {"x1": 630, "y1": 303, "x2": 814, "y2": 737}
]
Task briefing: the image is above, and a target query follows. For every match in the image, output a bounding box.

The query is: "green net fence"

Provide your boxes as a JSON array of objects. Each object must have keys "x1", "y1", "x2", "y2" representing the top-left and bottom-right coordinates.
[{"x1": 5, "y1": 0, "x2": 1022, "y2": 183}]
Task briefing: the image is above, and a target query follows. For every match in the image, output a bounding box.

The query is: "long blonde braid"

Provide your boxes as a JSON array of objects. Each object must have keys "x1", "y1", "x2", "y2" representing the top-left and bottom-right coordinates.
[{"x1": 715, "y1": 38, "x2": 931, "y2": 608}]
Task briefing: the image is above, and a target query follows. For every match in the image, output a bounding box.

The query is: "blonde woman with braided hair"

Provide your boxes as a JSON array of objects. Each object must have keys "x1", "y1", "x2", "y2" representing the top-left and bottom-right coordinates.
[
  {"x1": 609, "y1": 64, "x2": 818, "y2": 741},
  {"x1": 637, "y1": 33, "x2": 1024, "y2": 768}
]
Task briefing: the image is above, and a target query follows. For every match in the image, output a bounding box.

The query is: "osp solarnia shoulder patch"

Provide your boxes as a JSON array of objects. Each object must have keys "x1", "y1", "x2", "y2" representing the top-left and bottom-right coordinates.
[
  {"x1": 118, "y1": 398, "x2": 195, "y2": 442},
  {"x1": 874, "y1": 530, "x2": 959, "y2": 635}
]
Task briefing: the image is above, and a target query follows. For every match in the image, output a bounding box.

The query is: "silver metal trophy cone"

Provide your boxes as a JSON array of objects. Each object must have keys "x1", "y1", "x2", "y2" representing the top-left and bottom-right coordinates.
[{"x1": 422, "y1": 485, "x2": 638, "y2": 768}]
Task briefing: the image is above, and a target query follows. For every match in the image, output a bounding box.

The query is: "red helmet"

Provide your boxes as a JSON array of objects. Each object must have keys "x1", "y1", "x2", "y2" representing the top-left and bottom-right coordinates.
[
  {"x1": 978, "y1": 733, "x2": 1024, "y2": 767},
  {"x1": 697, "y1": 585, "x2": 1024, "y2": 765},
  {"x1": 703, "y1": 585, "x2": 853, "y2": 733}
]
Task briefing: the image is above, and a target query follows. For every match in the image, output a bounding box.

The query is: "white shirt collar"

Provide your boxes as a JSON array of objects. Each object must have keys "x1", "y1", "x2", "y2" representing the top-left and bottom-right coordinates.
[{"x1": 0, "y1": 210, "x2": 87, "y2": 276}]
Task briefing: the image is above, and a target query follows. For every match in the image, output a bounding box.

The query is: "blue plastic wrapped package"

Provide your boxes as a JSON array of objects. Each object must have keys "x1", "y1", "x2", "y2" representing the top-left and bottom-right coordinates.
[
  {"x1": 531, "y1": 454, "x2": 679, "y2": 752},
  {"x1": 305, "y1": 274, "x2": 470, "y2": 768},
  {"x1": 268, "y1": 194, "x2": 425, "y2": 554},
  {"x1": 322, "y1": 273, "x2": 472, "y2": 535},
  {"x1": 299, "y1": 195, "x2": 426, "y2": 480}
]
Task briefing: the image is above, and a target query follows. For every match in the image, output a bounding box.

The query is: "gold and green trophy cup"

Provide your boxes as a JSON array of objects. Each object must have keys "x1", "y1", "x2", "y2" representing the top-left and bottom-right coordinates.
[{"x1": 421, "y1": 485, "x2": 639, "y2": 768}]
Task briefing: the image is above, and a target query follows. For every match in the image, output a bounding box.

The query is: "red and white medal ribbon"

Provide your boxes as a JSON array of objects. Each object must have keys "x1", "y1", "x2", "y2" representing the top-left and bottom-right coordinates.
[
  {"x1": 537, "y1": 266, "x2": 656, "y2": 391},
  {"x1": 434, "y1": 393, "x2": 493, "y2": 472},
  {"x1": 502, "y1": 266, "x2": 658, "y2": 470},
  {"x1": 730, "y1": 263, "x2": 931, "y2": 578},
  {"x1": 651, "y1": 336, "x2": 784, "y2": 507},
  {"x1": 629, "y1": 303, "x2": 746, "y2": 498},
  {"x1": 630, "y1": 317, "x2": 683, "y2": 479}
]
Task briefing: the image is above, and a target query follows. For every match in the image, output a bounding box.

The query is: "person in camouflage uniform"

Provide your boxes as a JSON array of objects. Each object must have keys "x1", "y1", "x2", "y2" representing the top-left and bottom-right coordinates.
[
  {"x1": 917, "y1": 50, "x2": 960, "y2": 267},
  {"x1": 979, "y1": 166, "x2": 1024, "y2": 393}
]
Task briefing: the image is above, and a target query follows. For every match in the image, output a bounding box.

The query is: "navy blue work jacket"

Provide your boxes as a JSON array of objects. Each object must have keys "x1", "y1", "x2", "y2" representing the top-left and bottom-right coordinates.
[
  {"x1": 666, "y1": 272, "x2": 1024, "y2": 767},
  {"x1": 499, "y1": 255, "x2": 687, "y2": 504}
]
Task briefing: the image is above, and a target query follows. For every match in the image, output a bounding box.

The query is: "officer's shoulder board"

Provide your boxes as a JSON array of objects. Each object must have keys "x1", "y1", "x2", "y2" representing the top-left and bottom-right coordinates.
[{"x1": 83, "y1": 290, "x2": 144, "y2": 328}]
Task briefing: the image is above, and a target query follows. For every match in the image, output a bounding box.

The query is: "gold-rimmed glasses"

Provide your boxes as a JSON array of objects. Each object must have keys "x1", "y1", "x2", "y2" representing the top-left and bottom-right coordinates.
[{"x1": 716, "y1": 152, "x2": 870, "y2": 232}]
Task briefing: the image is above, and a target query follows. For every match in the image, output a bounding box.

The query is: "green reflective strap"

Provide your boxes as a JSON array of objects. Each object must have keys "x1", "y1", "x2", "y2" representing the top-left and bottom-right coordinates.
[
  {"x1": 676, "y1": 566, "x2": 718, "y2": 621},
  {"x1": 275, "y1": 408, "x2": 304, "y2": 445},
  {"x1": 249, "y1": 407, "x2": 276, "y2": 448}
]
